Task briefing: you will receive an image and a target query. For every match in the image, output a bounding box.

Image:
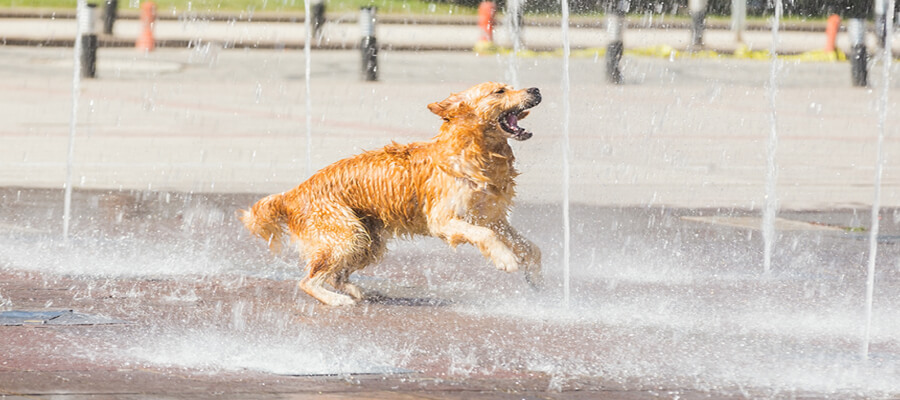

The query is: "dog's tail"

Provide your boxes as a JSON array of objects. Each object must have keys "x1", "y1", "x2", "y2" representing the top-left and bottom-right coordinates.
[{"x1": 239, "y1": 193, "x2": 288, "y2": 253}]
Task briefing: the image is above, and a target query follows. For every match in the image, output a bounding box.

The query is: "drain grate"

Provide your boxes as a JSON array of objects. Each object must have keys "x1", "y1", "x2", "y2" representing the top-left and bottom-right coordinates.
[{"x1": 0, "y1": 310, "x2": 129, "y2": 326}]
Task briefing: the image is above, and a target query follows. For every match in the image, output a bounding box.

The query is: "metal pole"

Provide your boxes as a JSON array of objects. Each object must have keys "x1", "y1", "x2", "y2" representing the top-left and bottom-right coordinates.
[
  {"x1": 731, "y1": 0, "x2": 746, "y2": 43},
  {"x1": 359, "y1": 7, "x2": 377, "y2": 82},
  {"x1": 79, "y1": 3, "x2": 98, "y2": 78},
  {"x1": 102, "y1": 0, "x2": 117, "y2": 35},
  {"x1": 605, "y1": 0, "x2": 625, "y2": 84},
  {"x1": 312, "y1": 0, "x2": 325, "y2": 38},
  {"x1": 689, "y1": 0, "x2": 707, "y2": 49},
  {"x1": 848, "y1": 18, "x2": 868, "y2": 87}
]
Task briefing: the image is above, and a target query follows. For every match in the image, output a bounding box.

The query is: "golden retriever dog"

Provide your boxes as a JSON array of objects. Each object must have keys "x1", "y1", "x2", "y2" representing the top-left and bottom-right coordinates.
[{"x1": 240, "y1": 82, "x2": 542, "y2": 306}]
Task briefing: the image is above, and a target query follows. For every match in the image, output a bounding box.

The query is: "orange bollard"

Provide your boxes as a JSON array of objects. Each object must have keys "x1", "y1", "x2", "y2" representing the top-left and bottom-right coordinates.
[
  {"x1": 136, "y1": 1, "x2": 156, "y2": 51},
  {"x1": 478, "y1": 1, "x2": 495, "y2": 43},
  {"x1": 825, "y1": 14, "x2": 840, "y2": 52}
]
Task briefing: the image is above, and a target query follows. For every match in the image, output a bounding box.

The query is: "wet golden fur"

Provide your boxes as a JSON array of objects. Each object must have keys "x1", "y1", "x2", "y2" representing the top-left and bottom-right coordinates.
[{"x1": 240, "y1": 82, "x2": 543, "y2": 306}]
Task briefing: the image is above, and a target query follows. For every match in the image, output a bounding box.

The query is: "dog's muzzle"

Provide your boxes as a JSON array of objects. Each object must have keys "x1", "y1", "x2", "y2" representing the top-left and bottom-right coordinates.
[{"x1": 499, "y1": 87, "x2": 542, "y2": 141}]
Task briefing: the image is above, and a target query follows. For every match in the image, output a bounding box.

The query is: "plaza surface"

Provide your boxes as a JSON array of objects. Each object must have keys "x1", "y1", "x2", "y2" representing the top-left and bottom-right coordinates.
[{"x1": 2, "y1": 11, "x2": 900, "y2": 399}]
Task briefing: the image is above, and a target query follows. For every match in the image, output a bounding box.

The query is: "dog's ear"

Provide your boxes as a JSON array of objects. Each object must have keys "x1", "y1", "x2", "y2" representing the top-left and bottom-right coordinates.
[
  {"x1": 428, "y1": 93, "x2": 465, "y2": 120},
  {"x1": 427, "y1": 101, "x2": 449, "y2": 118}
]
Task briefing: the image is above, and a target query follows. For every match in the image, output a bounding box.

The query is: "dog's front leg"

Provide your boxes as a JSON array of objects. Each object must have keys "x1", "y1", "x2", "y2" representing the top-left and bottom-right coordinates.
[
  {"x1": 433, "y1": 219, "x2": 520, "y2": 272},
  {"x1": 495, "y1": 221, "x2": 543, "y2": 289}
]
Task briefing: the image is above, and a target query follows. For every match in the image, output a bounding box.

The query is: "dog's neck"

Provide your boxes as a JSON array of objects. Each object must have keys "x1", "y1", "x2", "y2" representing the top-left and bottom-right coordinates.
[{"x1": 431, "y1": 117, "x2": 516, "y2": 193}]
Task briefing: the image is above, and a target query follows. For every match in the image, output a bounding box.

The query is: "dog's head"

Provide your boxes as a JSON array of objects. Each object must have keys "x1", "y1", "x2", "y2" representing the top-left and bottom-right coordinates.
[{"x1": 427, "y1": 82, "x2": 542, "y2": 141}]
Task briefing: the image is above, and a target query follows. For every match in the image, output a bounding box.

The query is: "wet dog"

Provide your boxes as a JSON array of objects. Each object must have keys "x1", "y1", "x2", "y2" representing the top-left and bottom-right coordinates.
[{"x1": 240, "y1": 82, "x2": 543, "y2": 306}]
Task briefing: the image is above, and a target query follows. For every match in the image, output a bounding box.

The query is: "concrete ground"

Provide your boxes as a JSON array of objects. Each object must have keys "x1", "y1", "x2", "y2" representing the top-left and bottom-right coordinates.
[
  {"x1": 2, "y1": 45, "x2": 900, "y2": 209},
  {"x1": 2, "y1": 10, "x2": 900, "y2": 399}
]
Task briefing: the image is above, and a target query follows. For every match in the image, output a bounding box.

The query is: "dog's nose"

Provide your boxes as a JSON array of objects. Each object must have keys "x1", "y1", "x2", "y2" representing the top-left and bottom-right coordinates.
[{"x1": 526, "y1": 87, "x2": 541, "y2": 105}]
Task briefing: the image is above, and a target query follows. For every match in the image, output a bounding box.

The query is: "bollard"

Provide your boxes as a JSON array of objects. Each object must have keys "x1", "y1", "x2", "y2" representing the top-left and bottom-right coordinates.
[
  {"x1": 477, "y1": 1, "x2": 496, "y2": 43},
  {"x1": 848, "y1": 18, "x2": 867, "y2": 87},
  {"x1": 731, "y1": 0, "x2": 746, "y2": 43},
  {"x1": 78, "y1": 3, "x2": 99, "y2": 78},
  {"x1": 824, "y1": 14, "x2": 840, "y2": 52},
  {"x1": 136, "y1": 1, "x2": 156, "y2": 52},
  {"x1": 688, "y1": 0, "x2": 707, "y2": 49},
  {"x1": 102, "y1": 0, "x2": 117, "y2": 35},
  {"x1": 312, "y1": 0, "x2": 326, "y2": 38},
  {"x1": 359, "y1": 6, "x2": 377, "y2": 81},
  {"x1": 605, "y1": 0, "x2": 625, "y2": 84}
]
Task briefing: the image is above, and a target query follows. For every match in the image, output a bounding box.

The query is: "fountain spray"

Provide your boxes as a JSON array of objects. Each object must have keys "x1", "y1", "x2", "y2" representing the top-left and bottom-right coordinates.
[
  {"x1": 304, "y1": 0, "x2": 313, "y2": 177},
  {"x1": 64, "y1": 0, "x2": 89, "y2": 241},
  {"x1": 863, "y1": 0, "x2": 895, "y2": 361},
  {"x1": 762, "y1": 0, "x2": 782, "y2": 274},
  {"x1": 560, "y1": 0, "x2": 571, "y2": 309}
]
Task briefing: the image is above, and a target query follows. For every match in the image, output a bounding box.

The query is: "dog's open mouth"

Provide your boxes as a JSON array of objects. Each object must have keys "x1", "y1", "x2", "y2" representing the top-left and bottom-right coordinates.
[
  {"x1": 498, "y1": 88, "x2": 541, "y2": 141},
  {"x1": 499, "y1": 109, "x2": 535, "y2": 141}
]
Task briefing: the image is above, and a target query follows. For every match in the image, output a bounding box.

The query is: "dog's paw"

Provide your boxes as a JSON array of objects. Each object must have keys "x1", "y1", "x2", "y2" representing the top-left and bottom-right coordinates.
[
  {"x1": 325, "y1": 294, "x2": 358, "y2": 307},
  {"x1": 494, "y1": 248, "x2": 520, "y2": 272},
  {"x1": 524, "y1": 264, "x2": 544, "y2": 290}
]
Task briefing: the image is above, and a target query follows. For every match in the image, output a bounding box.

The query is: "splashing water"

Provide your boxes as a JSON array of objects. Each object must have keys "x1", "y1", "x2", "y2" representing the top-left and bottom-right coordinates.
[
  {"x1": 863, "y1": 0, "x2": 895, "y2": 361},
  {"x1": 303, "y1": 0, "x2": 313, "y2": 177},
  {"x1": 762, "y1": 0, "x2": 782, "y2": 274},
  {"x1": 505, "y1": 0, "x2": 522, "y2": 87},
  {"x1": 64, "y1": 0, "x2": 88, "y2": 241},
  {"x1": 559, "y1": 0, "x2": 571, "y2": 307}
]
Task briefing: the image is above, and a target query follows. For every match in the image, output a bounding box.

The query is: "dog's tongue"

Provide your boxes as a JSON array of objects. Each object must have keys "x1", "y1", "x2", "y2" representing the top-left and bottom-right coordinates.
[{"x1": 506, "y1": 113, "x2": 520, "y2": 131}]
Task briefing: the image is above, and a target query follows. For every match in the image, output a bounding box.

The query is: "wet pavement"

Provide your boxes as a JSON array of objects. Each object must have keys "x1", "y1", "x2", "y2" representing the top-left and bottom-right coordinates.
[{"x1": 2, "y1": 188, "x2": 900, "y2": 398}]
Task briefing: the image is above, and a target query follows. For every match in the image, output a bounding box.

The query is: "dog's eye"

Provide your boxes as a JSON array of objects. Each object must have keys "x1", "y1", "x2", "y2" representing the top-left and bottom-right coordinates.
[{"x1": 494, "y1": 88, "x2": 506, "y2": 94}]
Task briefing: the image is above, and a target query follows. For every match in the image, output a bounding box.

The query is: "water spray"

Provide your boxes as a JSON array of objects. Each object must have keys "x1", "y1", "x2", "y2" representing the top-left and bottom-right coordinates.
[
  {"x1": 762, "y1": 0, "x2": 782, "y2": 274},
  {"x1": 65, "y1": 0, "x2": 90, "y2": 241},
  {"x1": 863, "y1": 0, "x2": 895, "y2": 362},
  {"x1": 560, "y1": 0, "x2": 571, "y2": 309},
  {"x1": 304, "y1": 0, "x2": 314, "y2": 177},
  {"x1": 505, "y1": 0, "x2": 523, "y2": 87}
]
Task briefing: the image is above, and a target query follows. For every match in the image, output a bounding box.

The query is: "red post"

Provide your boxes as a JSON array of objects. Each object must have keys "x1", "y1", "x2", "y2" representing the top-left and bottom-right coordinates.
[
  {"x1": 825, "y1": 14, "x2": 840, "y2": 52},
  {"x1": 136, "y1": 1, "x2": 156, "y2": 51},
  {"x1": 478, "y1": 1, "x2": 495, "y2": 43}
]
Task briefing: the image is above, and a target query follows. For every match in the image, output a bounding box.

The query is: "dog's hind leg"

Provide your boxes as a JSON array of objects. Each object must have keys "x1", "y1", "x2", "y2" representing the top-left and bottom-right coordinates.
[
  {"x1": 325, "y1": 222, "x2": 388, "y2": 301},
  {"x1": 299, "y1": 252, "x2": 357, "y2": 306},
  {"x1": 327, "y1": 269, "x2": 365, "y2": 301},
  {"x1": 298, "y1": 212, "x2": 386, "y2": 306}
]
